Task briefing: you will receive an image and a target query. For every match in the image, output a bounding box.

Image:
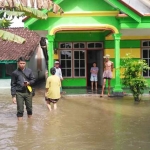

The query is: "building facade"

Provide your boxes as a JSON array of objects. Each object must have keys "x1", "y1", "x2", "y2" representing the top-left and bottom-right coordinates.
[{"x1": 24, "y1": 0, "x2": 150, "y2": 93}]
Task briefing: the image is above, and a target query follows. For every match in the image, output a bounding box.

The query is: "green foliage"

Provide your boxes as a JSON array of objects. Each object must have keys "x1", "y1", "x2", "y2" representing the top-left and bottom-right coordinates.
[
  {"x1": 0, "y1": 29, "x2": 25, "y2": 43},
  {"x1": 0, "y1": 0, "x2": 63, "y2": 43},
  {"x1": 121, "y1": 53, "x2": 150, "y2": 101},
  {"x1": 0, "y1": 19, "x2": 12, "y2": 28},
  {"x1": 0, "y1": 6, "x2": 48, "y2": 43},
  {"x1": 17, "y1": 5, "x2": 48, "y2": 19},
  {"x1": 0, "y1": 10, "x2": 25, "y2": 19}
]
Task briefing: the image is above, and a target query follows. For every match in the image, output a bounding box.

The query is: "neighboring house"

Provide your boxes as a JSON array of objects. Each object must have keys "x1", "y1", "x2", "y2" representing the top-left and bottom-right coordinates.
[
  {"x1": 0, "y1": 28, "x2": 47, "y2": 81},
  {"x1": 23, "y1": 0, "x2": 150, "y2": 94}
]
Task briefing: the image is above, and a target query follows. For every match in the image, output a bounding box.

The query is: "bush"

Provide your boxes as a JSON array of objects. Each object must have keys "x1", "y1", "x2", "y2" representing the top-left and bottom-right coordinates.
[{"x1": 121, "y1": 54, "x2": 150, "y2": 101}]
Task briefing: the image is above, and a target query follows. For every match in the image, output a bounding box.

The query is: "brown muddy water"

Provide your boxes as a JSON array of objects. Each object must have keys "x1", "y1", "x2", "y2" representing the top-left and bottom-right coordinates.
[{"x1": 1, "y1": 87, "x2": 150, "y2": 150}]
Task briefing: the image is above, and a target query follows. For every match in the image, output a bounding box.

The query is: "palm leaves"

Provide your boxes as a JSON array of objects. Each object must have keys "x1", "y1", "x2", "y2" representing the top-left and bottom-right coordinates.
[
  {"x1": 0, "y1": 0, "x2": 63, "y2": 43},
  {"x1": 0, "y1": 29, "x2": 25, "y2": 43}
]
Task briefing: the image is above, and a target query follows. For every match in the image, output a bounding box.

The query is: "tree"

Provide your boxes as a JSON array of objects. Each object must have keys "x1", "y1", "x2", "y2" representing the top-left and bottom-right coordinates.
[
  {"x1": 0, "y1": 0, "x2": 63, "y2": 43},
  {"x1": 121, "y1": 53, "x2": 150, "y2": 101}
]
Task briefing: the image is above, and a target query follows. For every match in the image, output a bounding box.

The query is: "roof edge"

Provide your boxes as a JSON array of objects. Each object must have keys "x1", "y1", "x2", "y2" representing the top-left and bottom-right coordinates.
[
  {"x1": 105, "y1": 0, "x2": 142, "y2": 22},
  {"x1": 119, "y1": 0, "x2": 143, "y2": 16}
]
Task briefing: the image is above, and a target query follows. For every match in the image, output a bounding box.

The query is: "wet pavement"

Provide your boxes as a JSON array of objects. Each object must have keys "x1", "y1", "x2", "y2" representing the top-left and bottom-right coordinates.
[{"x1": 1, "y1": 81, "x2": 150, "y2": 150}]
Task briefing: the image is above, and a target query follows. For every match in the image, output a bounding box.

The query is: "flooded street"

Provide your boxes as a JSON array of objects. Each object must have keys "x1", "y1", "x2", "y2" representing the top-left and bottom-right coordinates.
[{"x1": 1, "y1": 84, "x2": 150, "y2": 150}]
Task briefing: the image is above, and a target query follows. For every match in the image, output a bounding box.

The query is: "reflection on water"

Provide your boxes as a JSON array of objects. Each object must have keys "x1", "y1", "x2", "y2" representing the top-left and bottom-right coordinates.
[{"x1": 1, "y1": 88, "x2": 150, "y2": 150}]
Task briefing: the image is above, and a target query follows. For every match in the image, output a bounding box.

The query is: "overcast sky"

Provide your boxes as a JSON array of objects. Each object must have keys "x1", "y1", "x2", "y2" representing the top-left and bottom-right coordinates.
[{"x1": 10, "y1": 17, "x2": 24, "y2": 27}]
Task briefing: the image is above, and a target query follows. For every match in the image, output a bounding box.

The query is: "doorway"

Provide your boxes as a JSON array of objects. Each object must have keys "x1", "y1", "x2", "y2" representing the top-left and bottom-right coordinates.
[{"x1": 87, "y1": 50, "x2": 103, "y2": 88}]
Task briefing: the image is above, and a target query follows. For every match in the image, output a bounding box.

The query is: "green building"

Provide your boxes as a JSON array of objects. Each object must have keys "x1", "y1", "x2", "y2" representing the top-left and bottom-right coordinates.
[{"x1": 24, "y1": 0, "x2": 150, "y2": 94}]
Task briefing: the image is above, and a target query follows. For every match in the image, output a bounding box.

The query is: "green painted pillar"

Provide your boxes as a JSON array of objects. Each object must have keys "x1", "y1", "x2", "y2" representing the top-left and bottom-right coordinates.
[
  {"x1": 113, "y1": 33, "x2": 123, "y2": 95},
  {"x1": 47, "y1": 35, "x2": 55, "y2": 74}
]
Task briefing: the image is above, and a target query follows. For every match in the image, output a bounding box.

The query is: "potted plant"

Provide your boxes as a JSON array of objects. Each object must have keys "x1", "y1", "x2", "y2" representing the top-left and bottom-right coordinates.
[{"x1": 121, "y1": 54, "x2": 150, "y2": 101}]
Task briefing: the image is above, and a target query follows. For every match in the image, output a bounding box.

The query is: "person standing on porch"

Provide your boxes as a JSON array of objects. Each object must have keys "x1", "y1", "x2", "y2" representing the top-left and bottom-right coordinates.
[
  {"x1": 90, "y1": 62, "x2": 99, "y2": 90},
  {"x1": 54, "y1": 61, "x2": 63, "y2": 93},
  {"x1": 100, "y1": 54, "x2": 114, "y2": 97}
]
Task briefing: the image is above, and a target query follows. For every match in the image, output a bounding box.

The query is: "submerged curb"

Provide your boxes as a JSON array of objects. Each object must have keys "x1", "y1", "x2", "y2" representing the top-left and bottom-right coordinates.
[{"x1": 63, "y1": 93, "x2": 150, "y2": 97}]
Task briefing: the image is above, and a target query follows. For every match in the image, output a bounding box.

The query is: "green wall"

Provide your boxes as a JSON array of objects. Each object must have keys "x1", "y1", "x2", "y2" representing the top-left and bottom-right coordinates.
[
  {"x1": 59, "y1": 0, "x2": 116, "y2": 11},
  {"x1": 28, "y1": 16, "x2": 120, "y2": 32},
  {"x1": 105, "y1": 40, "x2": 141, "y2": 49},
  {"x1": 26, "y1": 0, "x2": 119, "y2": 31},
  {"x1": 55, "y1": 32, "x2": 105, "y2": 42},
  {"x1": 62, "y1": 78, "x2": 86, "y2": 87},
  {"x1": 146, "y1": 79, "x2": 150, "y2": 87}
]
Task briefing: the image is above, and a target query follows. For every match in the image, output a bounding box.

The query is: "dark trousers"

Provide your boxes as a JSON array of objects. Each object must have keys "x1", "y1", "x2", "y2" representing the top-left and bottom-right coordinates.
[{"x1": 16, "y1": 92, "x2": 32, "y2": 117}]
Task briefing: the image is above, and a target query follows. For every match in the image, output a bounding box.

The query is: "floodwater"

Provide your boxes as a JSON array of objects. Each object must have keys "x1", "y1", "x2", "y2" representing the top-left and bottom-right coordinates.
[{"x1": 1, "y1": 85, "x2": 150, "y2": 150}]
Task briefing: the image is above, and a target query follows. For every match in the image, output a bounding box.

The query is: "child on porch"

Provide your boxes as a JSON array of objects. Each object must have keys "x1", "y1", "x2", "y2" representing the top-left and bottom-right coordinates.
[{"x1": 90, "y1": 62, "x2": 99, "y2": 90}]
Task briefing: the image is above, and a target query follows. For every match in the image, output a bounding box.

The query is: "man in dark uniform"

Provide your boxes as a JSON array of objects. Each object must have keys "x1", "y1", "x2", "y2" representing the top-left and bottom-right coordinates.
[{"x1": 11, "y1": 57, "x2": 36, "y2": 121}]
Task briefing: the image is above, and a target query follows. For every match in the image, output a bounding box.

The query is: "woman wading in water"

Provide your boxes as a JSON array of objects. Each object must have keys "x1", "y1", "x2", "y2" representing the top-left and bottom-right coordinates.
[{"x1": 45, "y1": 67, "x2": 61, "y2": 111}]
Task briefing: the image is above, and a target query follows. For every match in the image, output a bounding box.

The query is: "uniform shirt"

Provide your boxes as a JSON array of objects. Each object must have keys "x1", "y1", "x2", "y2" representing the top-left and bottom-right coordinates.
[
  {"x1": 90, "y1": 67, "x2": 99, "y2": 77},
  {"x1": 11, "y1": 68, "x2": 36, "y2": 96},
  {"x1": 46, "y1": 75, "x2": 61, "y2": 99},
  {"x1": 54, "y1": 67, "x2": 63, "y2": 79}
]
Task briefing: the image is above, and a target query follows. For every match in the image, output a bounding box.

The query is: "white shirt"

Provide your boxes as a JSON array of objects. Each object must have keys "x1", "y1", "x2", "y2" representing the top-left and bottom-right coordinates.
[{"x1": 55, "y1": 67, "x2": 63, "y2": 79}]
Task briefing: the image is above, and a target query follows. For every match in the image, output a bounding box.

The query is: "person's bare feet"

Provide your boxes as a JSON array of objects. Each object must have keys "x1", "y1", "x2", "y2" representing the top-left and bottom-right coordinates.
[
  {"x1": 100, "y1": 94, "x2": 103, "y2": 97},
  {"x1": 28, "y1": 115, "x2": 32, "y2": 118},
  {"x1": 54, "y1": 103, "x2": 57, "y2": 110},
  {"x1": 48, "y1": 108, "x2": 52, "y2": 111},
  {"x1": 18, "y1": 117, "x2": 23, "y2": 121}
]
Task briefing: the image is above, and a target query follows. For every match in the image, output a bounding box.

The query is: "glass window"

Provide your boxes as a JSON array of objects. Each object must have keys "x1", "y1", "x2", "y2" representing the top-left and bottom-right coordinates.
[
  {"x1": 87, "y1": 42, "x2": 103, "y2": 49},
  {"x1": 143, "y1": 70, "x2": 148, "y2": 76},
  {"x1": 143, "y1": 50, "x2": 148, "y2": 58},
  {"x1": 74, "y1": 50, "x2": 86, "y2": 77},
  {"x1": 73, "y1": 43, "x2": 85, "y2": 49},
  {"x1": 74, "y1": 51, "x2": 79, "y2": 59},
  {"x1": 80, "y1": 43, "x2": 85, "y2": 48},
  {"x1": 59, "y1": 43, "x2": 72, "y2": 49},
  {"x1": 74, "y1": 43, "x2": 79, "y2": 48},
  {"x1": 59, "y1": 43, "x2": 89, "y2": 78},
  {"x1": 75, "y1": 69, "x2": 79, "y2": 76},
  {"x1": 67, "y1": 69, "x2": 71, "y2": 76},
  {"x1": 80, "y1": 69, "x2": 85, "y2": 76},
  {"x1": 60, "y1": 50, "x2": 72, "y2": 77},
  {"x1": 88, "y1": 43, "x2": 94, "y2": 48},
  {"x1": 142, "y1": 41, "x2": 149, "y2": 47},
  {"x1": 60, "y1": 43, "x2": 65, "y2": 48},
  {"x1": 142, "y1": 41, "x2": 150, "y2": 77},
  {"x1": 80, "y1": 60, "x2": 85, "y2": 67},
  {"x1": 95, "y1": 43, "x2": 103, "y2": 48}
]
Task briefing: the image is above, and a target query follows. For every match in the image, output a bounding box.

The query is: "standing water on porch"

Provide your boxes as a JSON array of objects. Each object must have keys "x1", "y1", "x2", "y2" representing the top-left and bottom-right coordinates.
[{"x1": 1, "y1": 84, "x2": 150, "y2": 150}]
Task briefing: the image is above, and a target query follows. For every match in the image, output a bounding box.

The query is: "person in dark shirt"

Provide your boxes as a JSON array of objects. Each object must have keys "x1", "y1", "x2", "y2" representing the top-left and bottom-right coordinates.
[{"x1": 11, "y1": 57, "x2": 36, "y2": 121}]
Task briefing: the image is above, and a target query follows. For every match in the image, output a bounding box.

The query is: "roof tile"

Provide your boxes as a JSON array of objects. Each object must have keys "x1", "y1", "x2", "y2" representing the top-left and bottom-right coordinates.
[{"x1": 0, "y1": 27, "x2": 41, "y2": 61}]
